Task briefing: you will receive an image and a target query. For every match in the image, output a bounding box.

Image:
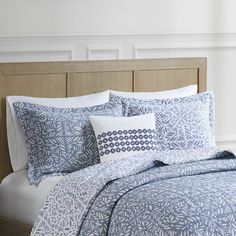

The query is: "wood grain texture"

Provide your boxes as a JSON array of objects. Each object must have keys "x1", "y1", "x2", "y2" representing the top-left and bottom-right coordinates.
[
  {"x1": 0, "y1": 58, "x2": 206, "y2": 75},
  {"x1": 68, "y1": 71, "x2": 133, "y2": 96},
  {"x1": 134, "y1": 69, "x2": 198, "y2": 92},
  {"x1": 198, "y1": 59, "x2": 207, "y2": 92}
]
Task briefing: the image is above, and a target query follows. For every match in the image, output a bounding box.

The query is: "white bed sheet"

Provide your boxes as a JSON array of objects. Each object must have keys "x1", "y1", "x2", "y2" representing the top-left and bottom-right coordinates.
[{"x1": 0, "y1": 170, "x2": 62, "y2": 225}]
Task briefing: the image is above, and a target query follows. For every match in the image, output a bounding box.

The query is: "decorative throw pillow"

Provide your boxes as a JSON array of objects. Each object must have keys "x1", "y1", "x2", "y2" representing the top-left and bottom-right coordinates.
[
  {"x1": 111, "y1": 91, "x2": 215, "y2": 151},
  {"x1": 13, "y1": 101, "x2": 123, "y2": 184},
  {"x1": 90, "y1": 113, "x2": 158, "y2": 163}
]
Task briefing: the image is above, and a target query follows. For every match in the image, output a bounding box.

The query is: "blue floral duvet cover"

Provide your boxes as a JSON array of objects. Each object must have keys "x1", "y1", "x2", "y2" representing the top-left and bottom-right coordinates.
[{"x1": 31, "y1": 148, "x2": 236, "y2": 236}]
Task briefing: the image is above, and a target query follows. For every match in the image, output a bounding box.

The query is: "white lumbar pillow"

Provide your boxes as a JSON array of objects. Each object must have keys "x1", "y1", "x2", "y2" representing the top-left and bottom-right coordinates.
[
  {"x1": 110, "y1": 84, "x2": 197, "y2": 99},
  {"x1": 6, "y1": 90, "x2": 110, "y2": 172},
  {"x1": 90, "y1": 113, "x2": 158, "y2": 163}
]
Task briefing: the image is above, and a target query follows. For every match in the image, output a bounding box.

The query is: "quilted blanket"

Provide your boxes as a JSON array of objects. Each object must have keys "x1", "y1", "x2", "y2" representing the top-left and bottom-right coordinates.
[{"x1": 31, "y1": 148, "x2": 236, "y2": 236}]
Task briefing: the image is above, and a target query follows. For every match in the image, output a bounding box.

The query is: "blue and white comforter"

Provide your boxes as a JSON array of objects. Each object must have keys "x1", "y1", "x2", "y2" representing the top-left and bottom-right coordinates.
[{"x1": 31, "y1": 148, "x2": 236, "y2": 236}]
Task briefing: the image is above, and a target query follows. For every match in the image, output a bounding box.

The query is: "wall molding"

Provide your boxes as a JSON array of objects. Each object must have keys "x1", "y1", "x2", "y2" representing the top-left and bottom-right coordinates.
[
  {"x1": 1, "y1": 31, "x2": 236, "y2": 38},
  {"x1": 0, "y1": 45, "x2": 74, "y2": 62},
  {"x1": 1, "y1": 31, "x2": 236, "y2": 61},
  {"x1": 134, "y1": 41, "x2": 236, "y2": 58},
  {"x1": 0, "y1": 50, "x2": 73, "y2": 62},
  {"x1": 86, "y1": 44, "x2": 122, "y2": 60}
]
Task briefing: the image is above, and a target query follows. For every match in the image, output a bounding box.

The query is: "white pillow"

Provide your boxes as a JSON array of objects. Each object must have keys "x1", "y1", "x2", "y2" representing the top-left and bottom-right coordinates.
[
  {"x1": 110, "y1": 84, "x2": 197, "y2": 99},
  {"x1": 6, "y1": 91, "x2": 110, "y2": 172},
  {"x1": 90, "y1": 113, "x2": 158, "y2": 163}
]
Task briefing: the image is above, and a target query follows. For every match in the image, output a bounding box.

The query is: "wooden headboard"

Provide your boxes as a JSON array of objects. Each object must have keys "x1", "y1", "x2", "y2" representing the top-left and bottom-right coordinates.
[{"x1": 0, "y1": 57, "x2": 207, "y2": 181}]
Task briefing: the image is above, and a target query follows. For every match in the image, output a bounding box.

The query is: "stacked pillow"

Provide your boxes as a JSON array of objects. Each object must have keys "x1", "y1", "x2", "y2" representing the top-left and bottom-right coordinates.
[
  {"x1": 110, "y1": 91, "x2": 215, "y2": 151},
  {"x1": 8, "y1": 84, "x2": 216, "y2": 184}
]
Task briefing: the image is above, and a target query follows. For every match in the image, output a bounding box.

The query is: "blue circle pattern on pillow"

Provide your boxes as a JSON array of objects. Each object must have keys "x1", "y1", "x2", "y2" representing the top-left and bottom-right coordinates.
[{"x1": 97, "y1": 129, "x2": 158, "y2": 157}]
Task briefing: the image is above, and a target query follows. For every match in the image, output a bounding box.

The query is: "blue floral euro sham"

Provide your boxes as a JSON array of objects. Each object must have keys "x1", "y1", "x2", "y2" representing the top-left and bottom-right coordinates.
[
  {"x1": 13, "y1": 101, "x2": 123, "y2": 184},
  {"x1": 111, "y1": 91, "x2": 215, "y2": 150},
  {"x1": 31, "y1": 148, "x2": 236, "y2": 236}
]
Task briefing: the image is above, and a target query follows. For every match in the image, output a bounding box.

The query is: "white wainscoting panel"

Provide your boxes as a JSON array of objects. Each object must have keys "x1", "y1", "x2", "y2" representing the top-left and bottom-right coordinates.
[
  {"x1": 0, "y1": 44, "x2": 74, "y2": 62},
  {"x1": 0, "y1": 50, "x2": 72, "y2": 62},
  {"x1": 86, "y1": 44, "x2": 122, "y2": 60}
]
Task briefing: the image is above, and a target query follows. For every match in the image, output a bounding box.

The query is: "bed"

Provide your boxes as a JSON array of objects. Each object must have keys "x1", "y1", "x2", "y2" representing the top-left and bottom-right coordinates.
[{"x1": 0, "y1": 58, "x2": 209, "y2": 235}]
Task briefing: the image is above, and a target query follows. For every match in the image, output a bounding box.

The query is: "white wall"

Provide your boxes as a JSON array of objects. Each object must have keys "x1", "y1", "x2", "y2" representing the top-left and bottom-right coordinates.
[
  {"x1": 0, "y1": 0, "x2": 236, "y2": 148},
  {"x1": 1, "y1": 0, "x2": 236, "y2": 34}
]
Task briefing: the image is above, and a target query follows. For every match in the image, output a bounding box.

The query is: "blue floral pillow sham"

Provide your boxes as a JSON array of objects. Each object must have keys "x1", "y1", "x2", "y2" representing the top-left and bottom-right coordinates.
[
  {"x1": 110, "y1": 91, "x2": 215, "y2": 151},
  {"x1": 13, "y1": 101, "x2": 123, "y2": 184}
]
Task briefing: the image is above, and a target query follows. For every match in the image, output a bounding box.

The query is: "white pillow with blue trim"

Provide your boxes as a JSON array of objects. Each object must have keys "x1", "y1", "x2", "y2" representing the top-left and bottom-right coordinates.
[{"x1": 90, "y1": 113, "x2": 158, "y2": 163}]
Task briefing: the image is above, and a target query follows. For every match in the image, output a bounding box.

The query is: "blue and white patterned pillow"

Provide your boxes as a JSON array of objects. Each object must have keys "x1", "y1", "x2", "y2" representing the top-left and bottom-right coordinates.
[
  {"x1": 90, "y1": 113, "x2": 158, "y2": 163},
  {"x1": 111, "y1": 91, "x2": 215, "y2": 150},
  {"x1": 13, "y1": 101, "x2": 123, "y2": 184}
]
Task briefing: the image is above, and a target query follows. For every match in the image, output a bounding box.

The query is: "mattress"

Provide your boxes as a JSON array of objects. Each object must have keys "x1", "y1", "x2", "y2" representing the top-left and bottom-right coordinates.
[{"x1": 0, "y1": 170, "x2": 62, "y2": 225}]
